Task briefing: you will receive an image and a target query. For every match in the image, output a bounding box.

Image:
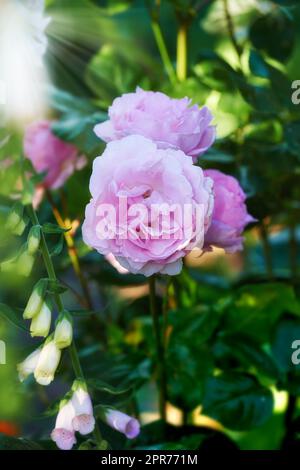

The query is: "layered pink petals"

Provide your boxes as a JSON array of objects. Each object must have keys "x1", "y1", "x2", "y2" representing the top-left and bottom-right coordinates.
[
  {"x1": 82, "y1": 135, "x2": 214, "y2": 276},
  {"x1": 204, "y1": 169, "x2": 255, "y2": 253},
  {"x1": 94, "y1": 87, "x2": 215, "y2": 161},
  {"x1": 24, "y1": 120, "x2": 86, "y2": 190}
]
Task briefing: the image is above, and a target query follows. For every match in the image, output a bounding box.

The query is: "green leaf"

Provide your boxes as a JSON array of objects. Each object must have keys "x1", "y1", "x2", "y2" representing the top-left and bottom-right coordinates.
[
  {"x1": 0, "y1": 303, "x2": 28, "y2": 331},
  {"x1": 49, "y1": 86, "x2": 106, "y2": 154},
  {"x1": 47, "y1": 279, "x2": 68, "y2": 295},
  {"x1": 91, "y1": 0, "x2": 134, "y2": 15},
  {"x1": 50, "y1": 235, "x2": 64, "y2": 257},
  {"x1": 284, "y1": 120, "x2": 300, "y2": 156},
  {"x1": 202, "y1": 373, "x2": 274, "y2": 431},
  {"x1": 223, "y1": 283, "x2": 300, "y2": 342},
  {"x1": 0, "y1": 434, "x2": 43, "y2": 450},
  {"x1": 42, "y1": 223, "x2": 70, "y2": 234},
  {"x1": 249, "y1": 11, "x2": 295, "y2": 62},
  {"x1": 88, "y1": 379, "x2": 133, "y2": 395},
  {"x1": 271, "y1": 0, "x2": 299, "y2": 5},
  {"x1": 217, "y1": 335, "x2": 279, "y2": 380},
  {"x1": 166, "y1": 307, "x2": 216, "y2": 411}
]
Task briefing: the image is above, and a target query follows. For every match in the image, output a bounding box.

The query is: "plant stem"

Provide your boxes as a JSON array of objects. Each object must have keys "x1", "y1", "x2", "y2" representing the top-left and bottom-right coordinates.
[
  {"x1": 176, "y1": 21, "x2": 188, "y2": 81},
  {"x1": 26, "y1": 204, "x2": 103, "y2": 448},
  {"x1": 282, "y1": 393, "x2": 297, "y2": 448},
  {"x1": 151, "y1": 21, "x2": 177, "y2": 85},
  {"x1": 222, "y1": 0, "x2": 242, "y2": 65},
  {"x1": 259, "y1": 222, "x2": 273, "y2": 279},
  {"x1": 46, "y1": 191, "x2": 93, "y2": 310},
  {"x1": 149, "y1": 275, "x2": 167, "y2": 422},
  {"x1": 289, "y1": 224, "x2": 298, "y2": 284}
]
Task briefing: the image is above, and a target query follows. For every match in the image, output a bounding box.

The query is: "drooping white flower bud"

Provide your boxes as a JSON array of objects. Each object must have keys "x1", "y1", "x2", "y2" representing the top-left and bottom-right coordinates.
[
  {"x1": 23, "y1": 279, "x2": 47, "y2": 319},
  {"x1": 54, "y1": 312, "x2": 73, "y2": 349},
  {"x1": 51, "y1": 399, "x2": 77, "y2": 451},
  {"x1": 34, "y1": 338, "x2": 61, "y2": 386},
  {"x1": 30, "y1": 299, "x2": 51, "y2": 338},
  {"x1": 17, "y1": 347, "x2": 42, "y2": 382}
]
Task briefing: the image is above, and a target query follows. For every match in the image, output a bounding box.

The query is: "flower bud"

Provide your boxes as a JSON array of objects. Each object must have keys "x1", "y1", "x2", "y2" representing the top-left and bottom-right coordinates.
[
  {"x1": 103, "y1": 409, "x2": 140, "y2": 439},
  {"x1": 54, "y1": 313, "x2": 73, "y2": 349},
  {"x1": 13, "y1": 218, "x2": 28, "y2": 236},
  {"x1": 17, "y1": 251, "x2": 35, "y2": 277},
  {"x1": 27, "y1": 225, "x2": 41, "y2": 255},
  {"x1": 23, "y1": 279, "x2": 47, "y2": 319},
  {"x1": 5, "y1": 202, "x2": 24, "y2": 233},
  {"x1": 17, "y1": 347, "x2": 42, "y2": 382},
  {"x1": 30, "y1": 299, "x2": 52, "y2": 338},
  {"x1": 34, "y1": 338, "x2": 61, "y2": 386}
]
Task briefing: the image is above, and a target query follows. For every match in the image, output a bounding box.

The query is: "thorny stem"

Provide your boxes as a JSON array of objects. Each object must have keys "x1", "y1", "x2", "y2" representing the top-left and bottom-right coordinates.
[
  {"x1": 149, "y1": 275, "x2": 167, "y2": 422},
  {"x1": 26, "y1": 204, "x2": 103, "y2": 448}
]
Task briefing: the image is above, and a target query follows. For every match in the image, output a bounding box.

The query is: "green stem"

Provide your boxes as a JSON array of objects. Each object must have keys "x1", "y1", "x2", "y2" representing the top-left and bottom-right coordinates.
[
  {"x1": 289, "y1": 224, "x2": 298, "y2": 284},
  {"x1": 149, "y1": 275, "x2": 167, "y2": 422},
  {"x1": 259, "y1": 222, "x2": 273, "y2": 279},
  {"x1": 222, "y1": 0, "x2": 242, "y2": 65},
  {"x1": 151, "y1": 21, "x2": 177, "y2": 85},
  {"x1": 176, "y1": 21, "x2": 188, "y2": 81},
  {"x1": 26, "y1": 204, "x2": 103, "y2": 448}
]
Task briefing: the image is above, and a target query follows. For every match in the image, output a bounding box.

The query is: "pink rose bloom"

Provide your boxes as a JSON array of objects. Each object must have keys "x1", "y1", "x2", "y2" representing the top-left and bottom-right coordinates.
[
  {"x1": 104, "y1": 409, "x2": 140, "y2": 439},
  {"x1": 204, "y1": 169, "x2": 255, "y2": 253},
  {"x1": 82, "y1": 135, "x2": 214, "y2": 277},
  {"x1": 94, "y1": 87, "x2": 215, "y2": 161},
  {"x1": 24, "y1": 120, "x2": 87, "y2": 190}
]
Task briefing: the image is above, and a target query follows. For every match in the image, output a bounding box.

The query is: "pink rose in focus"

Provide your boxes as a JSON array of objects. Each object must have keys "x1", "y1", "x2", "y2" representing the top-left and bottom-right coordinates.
[
  {"x1": 82, "y1": 135, "x2": 214, "y2": 277},
  {"x1": 94, "y1": 87, "x2": 215, "y2": 161},
  {"x1": 24, "y1": 120, "x2": 87, "y2": 190},
  {"x1": 204, "y1": 169, "x2": 255, "y2": 253}
]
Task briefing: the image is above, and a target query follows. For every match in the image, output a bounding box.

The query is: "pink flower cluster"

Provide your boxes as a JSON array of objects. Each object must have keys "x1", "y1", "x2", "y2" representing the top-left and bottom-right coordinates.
[
  {"x1": 84, "y1": 88, "x2": 254, "y2": 276},
  {"x1": 51, "y1": 384, "x2": 95, "y2": 451}
]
